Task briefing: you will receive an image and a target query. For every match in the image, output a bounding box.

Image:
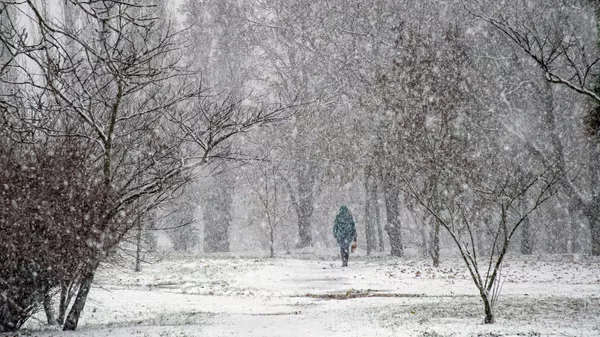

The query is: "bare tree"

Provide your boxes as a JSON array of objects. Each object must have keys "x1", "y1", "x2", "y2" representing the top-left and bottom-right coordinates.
[
  {"x1": 407, "y1": 159, "x2": 559, "y2": 323},
  {"x1": 245, "y1": 150, "x2": 293, "y2": 258},
  {"x1": 0, "y1": 0, "x2": 290, "y2": 331}
]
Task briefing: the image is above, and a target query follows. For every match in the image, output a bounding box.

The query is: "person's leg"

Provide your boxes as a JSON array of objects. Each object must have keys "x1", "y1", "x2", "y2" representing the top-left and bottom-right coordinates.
[{"x1": 341, "y1": 245, "x2": 349, "y2": 267}]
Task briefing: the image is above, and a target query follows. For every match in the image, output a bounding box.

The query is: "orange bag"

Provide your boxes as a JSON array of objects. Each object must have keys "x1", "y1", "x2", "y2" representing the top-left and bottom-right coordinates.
[{"x1": 351, "y1": 241, "x2": 357, "y2": 252}]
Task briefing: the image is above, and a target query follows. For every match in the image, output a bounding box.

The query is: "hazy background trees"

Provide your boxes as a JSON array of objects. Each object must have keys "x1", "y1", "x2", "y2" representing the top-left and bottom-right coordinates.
[{"x1": 166, "y1": 0, "x2": 600, "y2": 259}]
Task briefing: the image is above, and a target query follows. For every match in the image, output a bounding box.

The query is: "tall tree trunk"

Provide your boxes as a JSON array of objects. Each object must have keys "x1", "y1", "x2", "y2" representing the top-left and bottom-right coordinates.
[
  {"x1": 520, "y1": 192, "x2": 533, "y2": 255},
  {"x1": 63, "y1": 262, "x2": 99, "y2": 331},
  {"x1": 587, "y1": 1, "x2": 600, "y2": 256},
  {"x1": 432, "y1": 219, "x2": 440, "y2": 267},
  {"x1": 288, "y1": 116, "x2": 318, "y2": 249},
  {"x1": 134, "y1": 217, "x2": 142, "y2": 272},
  {"x1": 269, "y1": 224, "x2": 275, "y2": 258},
  {"x1": 568, "y1": 202, "x2": 582, "y2": 253},
  {"x1": 383, "y1": 180, "x2": 403, "y2": 257},
  {"x1": 296, "y1": 202, "x2": 313, "y2": 248},
  {"x1": 589, "y1": 143, "x2": 600, "y2": 255},
  {"x1": 294, "y1": 163, "x2": 316, "y2": 248},
  {"x1": 585, "y1": 202, "x2": 600, "y2": 255},
  {"x1": 420, "y1": 222, "x2": 429, "y2": 258},
  {"x1": 375, "y1": 185, "x2": 385, "y2": 252},
  {"x1": 364, "y1": 166, "x2": 377, "y2": 255},
  {"x1": 430, "y1": 184, "x2": 441, "y2": 265},
  {"x1": 520, "y1": 215, "x2": 533, "y2": 255},
  {"x1": 590, "y1": 216, "x2": 600, "y2": 256}
]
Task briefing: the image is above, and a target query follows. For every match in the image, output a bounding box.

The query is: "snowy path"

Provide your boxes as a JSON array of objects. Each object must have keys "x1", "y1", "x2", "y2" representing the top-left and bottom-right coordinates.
[{"x1": 17, "y1": 254, "x2": 600, "y2": 336}]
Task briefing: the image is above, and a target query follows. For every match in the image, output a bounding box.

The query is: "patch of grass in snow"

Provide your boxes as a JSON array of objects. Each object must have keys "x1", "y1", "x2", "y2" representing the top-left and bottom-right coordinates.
[
  {"x1": 419, "y1": 331, "x2": 455, "y2": 337},
  {"x1": 379, "y1": 294, "x2": 600, "y2": 336},
  {"x1": 304, "y1": 289, "x2": 424, "y2": 300},
  {"x1": 84, "y1": 310, "x2": 214, "y2": 329}
]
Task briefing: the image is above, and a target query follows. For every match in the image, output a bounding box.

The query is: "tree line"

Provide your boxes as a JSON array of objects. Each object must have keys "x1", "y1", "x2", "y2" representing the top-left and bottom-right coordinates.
[{"x1": 175, "y1": 0, "x2": 599, "y2": 259}]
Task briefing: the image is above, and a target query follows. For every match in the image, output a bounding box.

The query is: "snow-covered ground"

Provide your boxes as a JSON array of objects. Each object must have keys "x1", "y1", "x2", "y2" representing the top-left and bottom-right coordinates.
[{"x1": 16, "y1": 251, "x2": 600, "y2": 337}]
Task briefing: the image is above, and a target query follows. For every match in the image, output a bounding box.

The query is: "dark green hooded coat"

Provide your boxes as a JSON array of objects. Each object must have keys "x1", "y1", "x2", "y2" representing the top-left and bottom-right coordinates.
[{"x1": 333, "y1": 205, "x2": 356, "y2": 247}]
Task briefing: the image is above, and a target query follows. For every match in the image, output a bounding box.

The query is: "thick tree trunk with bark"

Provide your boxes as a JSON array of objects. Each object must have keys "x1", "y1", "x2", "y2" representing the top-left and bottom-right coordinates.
[
  {"x1": 297, "y1": 210, "x2": 312, "y2": 248},
  {"x1": 520, "y1": 215, "x2": 533, "y2": 255},
  {"x1": 383, "y1": 182, "x2": 403, "y2": 257},
  {"x1": 589, "y1": 142, "x2": 600, "y2": 255},
  {"x1": 432, "y1": 220, "x2": 440, "y2": 267},
  {"x1": 480, "y1": 291, "x2": 495, "y2": 324},
  {"x1": 288, "y1": 120, "x2": 319, "y2": 249},
  {"x1": 295, "y1": 178, "x2": 316, "y2": 248}
]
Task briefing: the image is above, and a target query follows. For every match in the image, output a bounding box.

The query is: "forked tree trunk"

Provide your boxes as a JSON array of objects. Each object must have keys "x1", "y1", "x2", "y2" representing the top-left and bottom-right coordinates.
[
  {"x1": 63, "y1": 262, "x2": 98, "y2": 331},
  {"x1": 480, "y1": 290, "x2": 495, "y2": 324},
  {"x1": 57, "y1": 281, "x2": 71, "y2": 325}
]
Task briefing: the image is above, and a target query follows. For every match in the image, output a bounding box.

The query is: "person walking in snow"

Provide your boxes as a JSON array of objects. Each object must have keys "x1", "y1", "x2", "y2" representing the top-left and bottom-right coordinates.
[{"x1": 333, "y1": 205, "x2": 357, "y2": 267}]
